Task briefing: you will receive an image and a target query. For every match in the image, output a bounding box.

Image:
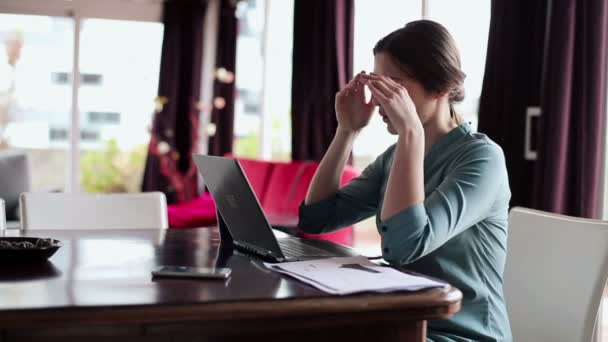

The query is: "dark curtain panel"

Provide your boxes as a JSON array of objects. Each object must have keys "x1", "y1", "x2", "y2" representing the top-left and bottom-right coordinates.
[
  {"x1": 207, "y1": 0, "x2": 238, "y2": 157},
  {"x1": 291, "y1": 0, "x2": 354, "y2": 161},
  {"x1": 142, "y1": 0, "x2": 206, "y2": 204},
  {"x1": 533, "y1": 0, "x2": 608, "y2": 218},
  {"x1": 477, "y1": 0, "x2": 548, "y2": 209}
]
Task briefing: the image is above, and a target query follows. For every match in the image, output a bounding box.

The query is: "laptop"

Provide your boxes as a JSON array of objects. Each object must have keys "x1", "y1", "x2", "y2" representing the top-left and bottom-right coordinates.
[{"x1": 192, "y1": 154, "x2": 359, "y2": 262}]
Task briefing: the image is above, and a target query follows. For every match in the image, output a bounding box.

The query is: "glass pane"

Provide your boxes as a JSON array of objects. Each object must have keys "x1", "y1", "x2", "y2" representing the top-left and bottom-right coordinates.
[
  {"x1": 78, "y1": 18, "x2": 163, "y2": 193},
  {"x1": 427, "y1": 0, "x2": 491, "y2": 130},
  {"x1": 352, "y1": 0, "x2": 421, "y2": 169},
  {"x1": 265, "y1": 0, "x2": 293, "y2": 161},
  {"x1": 233, "y1": 0, "x2": 266, "y2": 159},
  {"x1": 351, "y1": 1, "x2": 422, "y2": 254},
  {"x1": 0, "y1": 14, "x2": 73, "y2": 191}
]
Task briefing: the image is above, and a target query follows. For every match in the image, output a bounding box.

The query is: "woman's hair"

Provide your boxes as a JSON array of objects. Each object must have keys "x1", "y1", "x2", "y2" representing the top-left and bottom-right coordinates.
[{"x1": 373, "y1": 20, "x2": 466, "y2": 117}]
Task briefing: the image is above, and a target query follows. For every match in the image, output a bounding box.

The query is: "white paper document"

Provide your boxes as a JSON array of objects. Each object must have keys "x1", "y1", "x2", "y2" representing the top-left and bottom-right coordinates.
[{"x1": 264, "y1": 256, "x2": 447, "y2": 295}]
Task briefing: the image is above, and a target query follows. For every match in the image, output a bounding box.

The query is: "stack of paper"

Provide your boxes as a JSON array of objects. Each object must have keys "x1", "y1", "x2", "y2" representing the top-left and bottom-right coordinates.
[{"x1": 264, "y1": 256, "x2": 447, "y2": 295}]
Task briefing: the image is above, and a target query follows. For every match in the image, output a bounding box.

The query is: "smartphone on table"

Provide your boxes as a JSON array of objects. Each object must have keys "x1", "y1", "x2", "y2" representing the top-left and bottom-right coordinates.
[{"x1": 151, "y1": 266, "x2": 232, "y2": 279}]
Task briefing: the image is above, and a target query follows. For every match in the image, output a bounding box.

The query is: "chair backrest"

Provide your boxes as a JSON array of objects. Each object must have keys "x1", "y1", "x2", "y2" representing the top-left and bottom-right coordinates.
[
  {"x1": 0, "y1": 151, "x2": 30, "y2": 220},
  {"x1": 505, "y1": 207, "x2": 608, "y2": 342},
  {"x1": 20, "y1": 192, "x2": 168, "y2": 230}
]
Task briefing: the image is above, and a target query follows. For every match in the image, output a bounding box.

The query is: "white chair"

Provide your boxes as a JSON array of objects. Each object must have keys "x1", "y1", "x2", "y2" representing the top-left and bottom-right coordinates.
[
  {"x1": 19, "y1": 192, "x2": 168, "y2": 230},
  {"x1": 505, "y1": 207, "x2": 608, "y2": 342}
]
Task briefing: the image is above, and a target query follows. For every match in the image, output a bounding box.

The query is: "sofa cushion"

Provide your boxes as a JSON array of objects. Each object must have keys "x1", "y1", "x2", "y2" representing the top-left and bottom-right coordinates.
[
  {"x1": 167, "y1": 193, "x2": 217, "y2": 228},
  {"x1": 166, "y1": 157, "x2": 361, "y2": 247},
  {"x1": 236, "y1": 157, "x2": 274, "y2": 203},
  {"x1": 260, "y1": 160, "x2": 304, "y2": 217}
]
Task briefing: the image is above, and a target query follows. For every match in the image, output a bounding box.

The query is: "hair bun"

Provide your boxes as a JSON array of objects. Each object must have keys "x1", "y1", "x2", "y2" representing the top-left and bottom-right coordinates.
[{"x1": 449, "y1": 84, "x2": 465, "y2": 103}]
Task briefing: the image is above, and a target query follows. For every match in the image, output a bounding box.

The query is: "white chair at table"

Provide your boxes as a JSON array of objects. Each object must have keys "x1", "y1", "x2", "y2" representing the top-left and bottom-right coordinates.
[
  {"x1": 505, "y1": 207, "x2": 608, "y2": 342},
  {"x1": 19, "y1": 192, "x2": 168, "y2": 230}
]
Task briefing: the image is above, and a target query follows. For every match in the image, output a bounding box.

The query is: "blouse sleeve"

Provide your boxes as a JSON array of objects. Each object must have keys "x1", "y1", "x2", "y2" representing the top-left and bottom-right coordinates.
[
  {"x1": 379, "y1": 143, "x2": 507, "y2": 265},
  {"x1": 297, "y1": 151, "x2": 388, "y2": 234}
]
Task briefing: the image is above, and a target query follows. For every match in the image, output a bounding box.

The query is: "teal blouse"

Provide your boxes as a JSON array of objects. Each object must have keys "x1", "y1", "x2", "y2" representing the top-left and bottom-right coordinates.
[{"x1": 299, "y1": 123, "x2": 512, "y2": 342}]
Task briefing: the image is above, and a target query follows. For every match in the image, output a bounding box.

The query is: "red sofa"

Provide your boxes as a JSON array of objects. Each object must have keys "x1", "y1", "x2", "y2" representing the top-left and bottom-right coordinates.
[{"x1": 167, "y1": 157, "x2": 360, "y2": 246}]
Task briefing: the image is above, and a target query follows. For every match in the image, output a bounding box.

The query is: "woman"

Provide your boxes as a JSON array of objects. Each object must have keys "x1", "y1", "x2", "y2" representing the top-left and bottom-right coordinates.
[{"x1": 299, "y1": 20, "x2": 512, "y2": 342}]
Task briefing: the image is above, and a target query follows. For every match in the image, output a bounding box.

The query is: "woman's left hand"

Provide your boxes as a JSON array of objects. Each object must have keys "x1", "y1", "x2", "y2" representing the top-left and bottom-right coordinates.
[{"x1": 361, "y1": 74, "x2": 423, "y2": 137}]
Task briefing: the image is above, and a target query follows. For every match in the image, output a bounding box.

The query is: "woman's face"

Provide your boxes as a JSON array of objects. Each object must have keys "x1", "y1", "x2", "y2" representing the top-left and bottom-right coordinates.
[{"x1": 373, "y1": 52, "x2": 437, "y2": 134}]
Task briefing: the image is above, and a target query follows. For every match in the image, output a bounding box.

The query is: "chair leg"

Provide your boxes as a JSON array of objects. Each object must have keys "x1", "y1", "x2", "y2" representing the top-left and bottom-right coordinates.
[{"x1": 593, "y1": 295, "x2": 604, "y2": 342}]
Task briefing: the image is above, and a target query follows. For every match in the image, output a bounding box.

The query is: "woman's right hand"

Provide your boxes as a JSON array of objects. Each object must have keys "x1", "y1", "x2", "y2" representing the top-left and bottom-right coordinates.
[{"x1": 335, "y1": 72, "x2": 376, "y2": 133}]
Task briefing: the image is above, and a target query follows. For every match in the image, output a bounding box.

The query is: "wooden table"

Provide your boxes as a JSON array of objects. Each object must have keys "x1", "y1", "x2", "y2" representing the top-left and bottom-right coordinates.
[{"x1": 0, "y1": 228, "x2": 462, "y2": 342}]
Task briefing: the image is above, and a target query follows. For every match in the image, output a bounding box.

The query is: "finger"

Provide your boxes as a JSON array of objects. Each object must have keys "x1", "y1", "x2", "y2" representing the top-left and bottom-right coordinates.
[
  {"x1": 354, "y1": 74, "x2": 366, "y2": 93},
  {"x1": 350, "y1": 71, "x2": 365, "y2": 84},
  {"x1": 367, "y1": 74, "x2": 405, "y2": 92},
  {"x1": 363, "y1": 78, "x2": 394, "y2": 99},
  {"x1": 362, "y1": 74, "x2": 401, "y2": 92},
  {"x1": 341, "y1": 79, "x2": 361, "y2": 97},
  {"x1": 365, "y1": 94, "x2": 377, "y2": 110},
  {"x1": 343, "y1": 73, "x2": 359, "y2": 91},
  {"x1": 342, "y1": 71, "x2": 369, "y2": 98},
  {"x1": 366, "y1": 81, "x2": 389, "y2": 106},
  {"x1": 369, "y1": 95, "x2": 379, "y2": 107}
]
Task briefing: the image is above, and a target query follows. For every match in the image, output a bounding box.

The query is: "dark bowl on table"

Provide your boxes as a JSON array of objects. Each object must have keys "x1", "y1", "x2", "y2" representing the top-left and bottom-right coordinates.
[{"x1": 0, "y1": 237, "x2": 63, "y2": 263}]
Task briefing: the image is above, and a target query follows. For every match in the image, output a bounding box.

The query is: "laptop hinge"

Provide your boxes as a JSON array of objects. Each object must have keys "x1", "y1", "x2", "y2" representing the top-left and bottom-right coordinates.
[
  {"x1": 217, "y1": 209, "x2": 234, "y2": 246},
  {"x1": 233, "y1": 240, "x2": 282, "y2": 262}
]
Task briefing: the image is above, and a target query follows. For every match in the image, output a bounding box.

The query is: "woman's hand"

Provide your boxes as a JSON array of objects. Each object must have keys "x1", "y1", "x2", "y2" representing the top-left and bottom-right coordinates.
[
  {"x1": 361, "y1": 74, "x2": 423, "y2": 137},
  {"x1": 335, "y1": 72, "x2": 376, "y2": 133}
]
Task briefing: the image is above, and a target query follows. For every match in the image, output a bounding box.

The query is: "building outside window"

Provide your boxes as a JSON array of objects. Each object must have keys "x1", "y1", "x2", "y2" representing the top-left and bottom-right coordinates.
[{"x1": 0, "y1": 6, "x2": 163, "y2": 193}]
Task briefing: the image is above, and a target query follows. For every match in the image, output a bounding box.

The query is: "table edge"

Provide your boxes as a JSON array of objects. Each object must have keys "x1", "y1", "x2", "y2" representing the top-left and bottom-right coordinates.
[{"x1": 0, "y1": 286, "x2": 462, "y2": 328}]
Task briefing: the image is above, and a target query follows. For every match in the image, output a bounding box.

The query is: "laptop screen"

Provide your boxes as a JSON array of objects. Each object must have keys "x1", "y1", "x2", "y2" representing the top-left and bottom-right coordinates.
[{"x1": 192, "y1": 155, "x2": 283, "y2": 256}]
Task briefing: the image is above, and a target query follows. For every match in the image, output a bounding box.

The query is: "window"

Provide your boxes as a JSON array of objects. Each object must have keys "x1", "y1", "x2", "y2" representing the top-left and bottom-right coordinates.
[
  {"x1": 352, "y1": 0, "x2": 491, "y2": 170},
  {"x1": 352, "y1": 1, "x2": 422, "y2": 171},
  {"x1": 0, "y1": 14, "x2": 73, "y2": 191},
  {"x1": 351, "y1": 0, "x2": 491, "y2": 255},
  {"x1": 0, "y1": 1, "x2": 163, "y2": 193},
  {"x1": 78, "y1": 18, "x2": 163, "y2": 193},
  {"x1": 427, "y1": 0, "x2": 491, "y2": 129},
  {"x1": 233, "y1": 0, "x2": 293, "y2": 160},
  {"x1": 233, "y1": 0, "x2": 265, "y2": 158}
]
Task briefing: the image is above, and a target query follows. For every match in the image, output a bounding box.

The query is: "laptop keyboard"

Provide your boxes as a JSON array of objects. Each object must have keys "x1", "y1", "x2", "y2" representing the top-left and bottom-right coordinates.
[{"x1": 278, "y1": 238, "x2": 337, "y2": 259}]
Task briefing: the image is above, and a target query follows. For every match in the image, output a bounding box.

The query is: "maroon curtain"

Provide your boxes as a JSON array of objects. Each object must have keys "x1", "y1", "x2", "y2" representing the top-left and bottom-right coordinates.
[
  {"x1": 207, "y1": 0, "x2": 238, "y2": 157},
  {"x1": 533, "y1": 0, "x2": 608, "y2": 218},
  {"x1": 291, "y1": 0, "x2": 354, "y2": 161},
  {"x1": 142, "y1": 0, "x2": 206, "y2": 204},
  {"x1": 477, "y1": 0, "x2": 548, "y2": 209}
]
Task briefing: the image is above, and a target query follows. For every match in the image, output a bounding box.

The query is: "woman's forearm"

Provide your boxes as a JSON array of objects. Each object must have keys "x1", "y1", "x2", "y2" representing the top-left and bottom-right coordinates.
[
  {"x1": 305, "y1": 128, "x2": 358, "y2": 204},
  {"x1": 381, "y1": 130, "x2": 425, "y2": 221}
]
